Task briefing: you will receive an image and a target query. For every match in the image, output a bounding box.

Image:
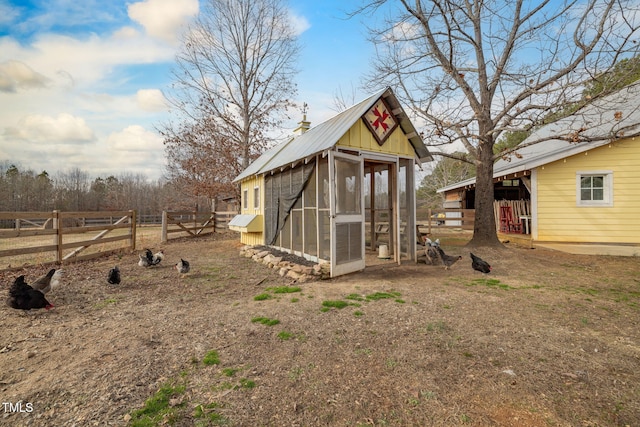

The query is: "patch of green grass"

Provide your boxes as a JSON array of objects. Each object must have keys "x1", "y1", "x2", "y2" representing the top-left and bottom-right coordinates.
[
  {"x1": 221, "y1": 368, "x2": 239, "y2": 377},
  {"x1": 322, "y1": 300, "x2": 350, "y2": 309},
  {"x1": 277, "y1": 331, "x2": 294, "y2": 340},
  {"x1": 394, "y1": 299, "x2": 405, "y2": 304},
  {"x1": 251, "y1": 316, "x2": 280, "y2": 326},
  {"x1": 203, "y1": 350, "x2": 220, "y2": 366},
  {"x1": 366, "y1": 291, "x2": 402, "y2": 301},
  {"x1": 424, "y1": 321, "x2": 447, "y2": 333},
  {"x1": 355, "y1": 348, "x2": 372, "y2": 356},
  {"x1": 385, "y1": 359, "x2": 398, "y2": 369},
  {"x1": 193, "y1": 403, "x2": 227, "y2": 424},
  {"x1": 129, "y1": 382, "x2": 186, "y2": 427},
  {"x1": 290, "y1": 297, "x2": 299, "y2": 303},
  {"x1": 467, "y1": 278, "x2": 513, "y2": 290},
  {"x1": 267, "y1": 286, "x2": 302, "y2": 293},
  {"x1": 239, "y1": 378, "x2": 256, "y2": 389},
  {"x1": 289, "y1": 366, "x2": 304, "y2": 381},
  {"x1": 354, "y1": 310, "x2": 364, "y2": 316},
  {"x1": 253, "y1": 293, "x2": 273, "y2": 301},
  {"x1": 345, "y1": 293, "x2": 365, "y2": 301}
]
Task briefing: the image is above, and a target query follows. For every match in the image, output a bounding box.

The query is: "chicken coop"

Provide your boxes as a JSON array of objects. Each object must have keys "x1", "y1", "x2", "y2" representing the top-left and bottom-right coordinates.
[{"x1": 230, "y1": 88, "x2": 432, "y2": 278}]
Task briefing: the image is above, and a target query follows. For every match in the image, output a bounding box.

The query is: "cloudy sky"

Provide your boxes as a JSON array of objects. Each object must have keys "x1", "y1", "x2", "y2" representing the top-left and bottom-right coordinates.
[{"x1": 0, "y1": 0, "x2": 376, "y2": 181}]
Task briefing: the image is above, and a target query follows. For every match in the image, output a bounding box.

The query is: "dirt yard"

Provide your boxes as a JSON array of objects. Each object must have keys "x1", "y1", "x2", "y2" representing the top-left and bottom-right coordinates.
[{"x1": 1, "y1": 232, "x2": 639, "y2": 426}]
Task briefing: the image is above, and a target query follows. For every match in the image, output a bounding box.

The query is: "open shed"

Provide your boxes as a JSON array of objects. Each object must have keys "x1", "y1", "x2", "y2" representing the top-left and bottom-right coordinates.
[{"x1": 230, "y1": 88, "x2": 432, "y2": 277}]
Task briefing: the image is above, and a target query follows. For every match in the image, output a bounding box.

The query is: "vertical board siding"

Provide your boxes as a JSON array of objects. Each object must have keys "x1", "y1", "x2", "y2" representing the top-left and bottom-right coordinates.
[
  {"x1": 239, "y1": 175, "x2": 265, "y2": 245},
  {"x1": 536, "y1": 139, "x2": 640, "y2": 243},
  {"x1": 337, "y1": 120, "x2": 415, "y2": 157}
]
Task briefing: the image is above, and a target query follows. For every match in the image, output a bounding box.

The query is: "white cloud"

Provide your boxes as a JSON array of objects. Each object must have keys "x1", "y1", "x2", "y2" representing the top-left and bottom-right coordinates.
[
  {"x1": 4, "y1": 113, "x2": 95, "y2": 143},
  {"x1": 289, "y1": 10, "x2": 311, "y2": 35},
  {"x1": 136, "y1": 89, "x2": 168, "y2": 112},
  {"x1": 107, "y1": 125, "x2": 163, "y2": 152},
  {"x1": 128, "y1": 0, "x2": 199, "y2": 44},
  {"x1": 0, "y1": 60, "x2": 51, "y2": 92},
  {"x1": 103, "y1": 125, "x2": 166, "y2": 177}
]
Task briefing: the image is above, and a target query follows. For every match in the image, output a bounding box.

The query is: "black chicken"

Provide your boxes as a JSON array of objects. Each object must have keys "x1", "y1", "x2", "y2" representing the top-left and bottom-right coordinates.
[
  {"x1": 436, "y1": 246, "x2": 462, "y2": 270},
  {"x1": 6, "y1": 275, "x2": 54, "y2": 311},
  {"x1": 138, "y1": 249, "x2": 164, "y2": 267},
  {"x1": 175, "y1": 258, "x2": 190, "y2": 275},
  {"x1": 108, "y1": 266, "x2": 121, "y2": 285},
  {"x1": 470, "y1": 253, "x2": 492, "y2": 273}
]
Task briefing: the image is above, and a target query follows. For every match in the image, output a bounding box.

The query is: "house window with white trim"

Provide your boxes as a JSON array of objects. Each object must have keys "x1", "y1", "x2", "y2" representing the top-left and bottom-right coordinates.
[
  {"x1": 243, "y1": 189, "x2": 248, "y2": 210},
  {"x1": 253, "y1": 186, "x2": 260, "y2": 209},
  {"x1": 576, "y1": 171, "x2": 613, "y2": 206}
]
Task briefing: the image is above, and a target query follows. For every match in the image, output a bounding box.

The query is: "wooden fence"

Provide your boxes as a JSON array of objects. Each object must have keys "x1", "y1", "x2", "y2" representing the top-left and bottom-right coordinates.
[
  {"x1": 416, "y1": 208, "x2": 475, "y2": 236},
  {"x1": 161, "y1": 211, "x2": 236, "y2": 243},
  {"x1": 0, "y1": 210, "x2": 136, "y2": 268}
]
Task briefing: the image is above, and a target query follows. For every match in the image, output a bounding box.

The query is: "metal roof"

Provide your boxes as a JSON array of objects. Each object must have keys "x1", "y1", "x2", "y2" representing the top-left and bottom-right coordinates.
[
  {"x1": 234, "y1": 87, "x2": 432, "y2": 182},
  {"x1": 437, "y1": 81, "x2": 640, "y2": 193}
]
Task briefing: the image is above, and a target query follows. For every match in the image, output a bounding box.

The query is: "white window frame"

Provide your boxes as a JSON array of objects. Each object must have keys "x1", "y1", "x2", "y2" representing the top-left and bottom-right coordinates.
[
  {"x1": 242, "y1": 189, "x2": 248, "y2": 210},
  {"x1": 576, "y1": 170, "x2": 613, "y2": 207},
  {"x1": 253, "y1": 186, "x2": 260, "y2": 209}
]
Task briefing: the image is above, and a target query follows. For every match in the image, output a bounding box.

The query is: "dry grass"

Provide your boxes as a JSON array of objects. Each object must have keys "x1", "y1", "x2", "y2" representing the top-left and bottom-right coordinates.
[{"x1": 1, "y1": 233, "x2": 639, "y2": 426}]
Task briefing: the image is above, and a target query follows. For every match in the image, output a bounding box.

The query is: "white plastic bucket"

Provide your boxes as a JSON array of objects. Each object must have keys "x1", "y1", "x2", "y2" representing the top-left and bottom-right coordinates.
[{"x1": 378, "y1": 244, "x2": 390, "y2": 259}]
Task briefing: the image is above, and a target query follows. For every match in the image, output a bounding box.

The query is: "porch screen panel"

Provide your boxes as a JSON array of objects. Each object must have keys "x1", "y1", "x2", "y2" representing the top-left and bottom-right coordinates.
[
  {"x1": 291, "y1": 209, "x2": 302, "y2": 253},
  {"x1": 318, "y1": 210, "x2": 331, "y2": 261},
  {"x1": 335, "y1": 158, "x2": 360, "y2": 215},
  {"x1": 317, "y1": 157, "x2": 331, "y2": 261},
  {"x1": 281, "y1": 213, "x2": 292, "y2": 250},
  {"x1": 335, "y1": 222, "x2": 363, "y2": 265},
  {"x1": 304, "y1": 208, "x2": 317, "y2": 257},
  {"x1": 264, "y1": 160, "x2": 316, "y2": 245}
]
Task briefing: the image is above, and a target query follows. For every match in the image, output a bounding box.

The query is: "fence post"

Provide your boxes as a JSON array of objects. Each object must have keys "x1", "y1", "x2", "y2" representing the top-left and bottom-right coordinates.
[
  {"x1": 427, "y1": 208, "x2": 432, "y2": 236},
  {"x1": 161, "y1": 211, "x2": 168, "y2": 243},
  {"x1": 130, "y1": 210, "x2": 137, "y2": 251},
  {"x1": 53, "y1": 210, "x2": 62, "y2": 263}
]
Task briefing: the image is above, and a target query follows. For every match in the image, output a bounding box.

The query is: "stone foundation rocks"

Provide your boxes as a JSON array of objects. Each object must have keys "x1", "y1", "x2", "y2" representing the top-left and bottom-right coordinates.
[{"x1": 239, "y1": 245, "x2": 330, "y2": 281}]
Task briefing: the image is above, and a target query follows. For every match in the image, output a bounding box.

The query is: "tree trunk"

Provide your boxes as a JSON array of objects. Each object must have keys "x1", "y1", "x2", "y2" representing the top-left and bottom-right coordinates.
[{"x1": 468, "y1": 142, "x2": 502, "y2": 247}]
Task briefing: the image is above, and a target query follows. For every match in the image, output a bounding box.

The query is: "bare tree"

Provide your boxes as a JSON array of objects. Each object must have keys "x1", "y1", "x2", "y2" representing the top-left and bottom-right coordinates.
[
  {"x1": 359, "y1": 0, "x2": 640, "y2": 246},
  {"x1": 162, "y1": 0, "x2": 299, "y2": 205}
]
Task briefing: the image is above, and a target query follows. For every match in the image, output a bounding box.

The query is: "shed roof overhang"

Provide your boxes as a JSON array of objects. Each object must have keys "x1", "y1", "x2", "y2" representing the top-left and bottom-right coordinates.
[{"x1": 229, "y1": 214, "x2": 263, "y2": 233}]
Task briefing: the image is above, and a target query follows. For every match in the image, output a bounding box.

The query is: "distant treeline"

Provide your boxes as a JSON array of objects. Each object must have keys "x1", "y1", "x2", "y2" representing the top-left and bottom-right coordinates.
[{"x1": 0, "y1": 162, "x2": 221, "y2": 214}]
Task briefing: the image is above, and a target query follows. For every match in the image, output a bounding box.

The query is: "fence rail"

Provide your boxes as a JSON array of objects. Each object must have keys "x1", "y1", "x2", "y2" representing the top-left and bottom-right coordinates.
[
  {"x1": 0, "y1": 210, "x2": 136, "y2": 268},
  {"x1": 161, "y1": 211, "x2": 236, "y2": 243},
  {"x1": 416, "y1": 208, "x2": 475, "y2": 236}
]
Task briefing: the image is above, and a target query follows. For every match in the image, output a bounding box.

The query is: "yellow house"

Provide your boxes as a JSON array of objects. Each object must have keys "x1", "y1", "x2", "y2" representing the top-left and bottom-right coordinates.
[
  {"x1": 438, "y1": 82, "x2": 640, "y2": 251},
  {"x1": 230, "y1": 87, "x2": 433, "y2": 277}
]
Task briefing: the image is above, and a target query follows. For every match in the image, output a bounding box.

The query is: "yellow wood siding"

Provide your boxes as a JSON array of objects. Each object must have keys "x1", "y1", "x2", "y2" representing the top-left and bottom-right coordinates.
[
  {"x1": 239, "y1": 175, "x2": 265, "y2": 245},
  {"x1": 536, "y1": 139, "x2": 640, "y2": 243},
  {"x1": 336, "y1": 120, "x2": 415, "y2": 157}
]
